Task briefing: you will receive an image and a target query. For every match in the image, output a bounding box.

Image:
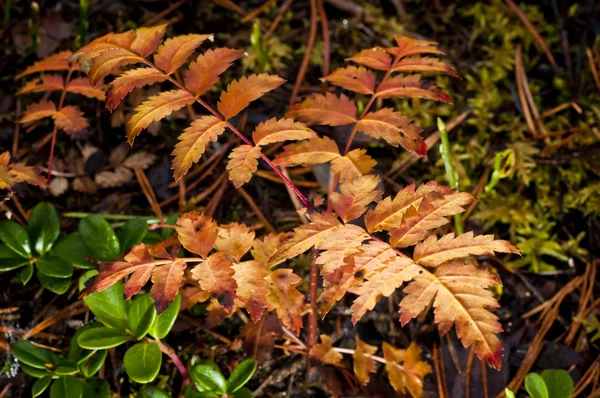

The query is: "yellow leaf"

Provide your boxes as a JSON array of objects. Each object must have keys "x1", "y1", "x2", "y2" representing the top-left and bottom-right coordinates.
[
  {"x1": 330, "y1": 148, "x2": 376, "y2": 183},
  {"x1": 354, "y1": 335, "x2": 377, "y2": 385},
  {"x1": 266, "y1": 269, "x2": 304, "y2": 334},
  {"x1": 383, "y1": 342, "x2": 431, "y2": 398},
  {"x1": 252, "y1": 117, "x2": 317, "y2": 146},
  {"x1": 310, "y1": 335, "x2": 343, "y2": 366},
  {"x1": 232, "y1": 260, "x2": 269, "y2": 323},
  {"x1": 226, "y1": 145, "x2": 262, "y2": 188},
  {"x1": 215, "y1": 222, "x2": 255, "y2": 262}
]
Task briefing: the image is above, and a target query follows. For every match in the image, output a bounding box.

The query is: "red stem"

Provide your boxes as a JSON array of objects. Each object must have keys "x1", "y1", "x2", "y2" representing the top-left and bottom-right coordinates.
[
  {"x1": 307, "y1": 247, "x2": 319, "y2": 351},
  {"x1": 47, "y1": 67, "x2": 74, "y2": 182},
  {"x1": 155, "y1": 338, "x2": 190, "y2": 386},
  {"x1": 289, "y1": 0, "x2": 318, "y2": 106}
]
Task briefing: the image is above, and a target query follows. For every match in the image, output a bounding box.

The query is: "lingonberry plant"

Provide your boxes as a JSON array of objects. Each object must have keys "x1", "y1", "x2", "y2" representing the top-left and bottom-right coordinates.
[{"x1": 43, "y1": 23, "x2": 522, "y2": 396}]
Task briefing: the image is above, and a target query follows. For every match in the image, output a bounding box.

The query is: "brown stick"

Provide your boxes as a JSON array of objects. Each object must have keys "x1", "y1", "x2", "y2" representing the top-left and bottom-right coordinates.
[{"x1": 289, "y1": 0, "x2": 318, "y2": 105}]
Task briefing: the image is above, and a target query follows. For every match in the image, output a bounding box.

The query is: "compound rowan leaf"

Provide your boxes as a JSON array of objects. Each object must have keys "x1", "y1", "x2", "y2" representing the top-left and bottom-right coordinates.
[
  {"x1": 354, "y1": 335, "x2": 377, "y2": 385},
  {"x1": 252, "y1": 117, "x2": 317, "y2": 146},
  {"x1": 131, "y1": 24, "x2": 167, "y2": 58},
  {"x1": 184, "y1": 48, "x2": 245, "y2": 96},
  {"x1": 315, "y1": 224, "x2": 370, "y2": 276},
  {"x1": 53, "y1": 106, "x2": 89, "y2": 134},
  {"x1": 389, "y1": 35, "x2": 445, "y2": 59},
  {"x1": 330, "y1": 148, "x2": 376, "y2": 183},
  {"x1": 19, "y1": 100, "x2": 57, "y2": 124},
  {"x1": 357, "y1": 108, "x2": 426, "y2": 156},
  {"x1": 383, "y1": 342, "x2": 431, "y2": 398},
  {"x1": 171, "y1": 116, "x2": 228, "y2": 180},
  {"x1": 17, "y1": 75, "x2": 64, "y2": 95},
  {"x1": 321, "y1": 66, "x2": 376, "y2": 95},
  {"x1": 126, "y1": 89, "x2": 196, "y2": 143},
  {"x1": 217, "y1": 74, "x2": 285, "y2": 119},
  {"x1": 251, "y1": 233, "x2": 288, "y2": 265},
  {"x1": 389, "y1": 191, "x2": 474, "y2": 248},
  {"x1": 154, "y1": 34, "x2": 213, "y2": 75},
  {"x1": 272, "y1": 136, "x2": 340, "y2": 167},
  {"x1": 81, "y1": 244, "x2": 156, "y2": 298},
  {"x1": 226, "y1": 145, "x2": 262, "y2": 188},
  {"x1": 330, "y1": 175, "x2": 382, "y2": 223},
  {"x1": 72, "y1": 31, "x2": 137, "y2": 63},
  {"x1": 215, "y1": 222, "x2": 255, "y2": 262},
  {"x1": 232, "y1": 260, "x2": 269, "y2": 322},
  {"x1": 66, "y1": 77, "x2": 106, "y2": 100},
  {"x1": 0, "y1": 152, "x2": 46, "y2": 189},
  {"x1": 365, "y1": 182, "x2": 445, "y2": 233},
  {"x1": 310, "y1": 335, "x2": 343, "y2": 366},
  {"x1": 392, "y1": 56, "x2": 459, "y2": 77},
  {"x1": 151, "y1": 258, "x2": 186, "y2": 313},
  {"x1": 88, "y1": 48, "x2": 145, "y2": 86},
  {"x1": 286, "y1": 93, "x2": 356, "y2": 126},
  {"x1": 399, "y1": 261, "x2": 503, "y2": 369},
  {"x1": 106, "y1": 67, "x2": 168, "y2": 111},
  {"x1": 175, "y1": 212, "x2": 218, "y2": 258},
  {"x1": 376, "y1": 74, "x2": 451, "y2": 103},
  {"x1": 191, "y1": 252, "x2": 237, "y2": 311},
  {"x1": 269, "y1": 212, "x2": 341, "y2": 266},
  {"x1": 413, "y1": 232, "x2": 520, "y2": 267},
  {"x1": 350, "y1": 256, "x2": 421, "y2": 323},
  {"x1": 16, "y1": 51, "x2": 74, "y2": 79},
  {"x1": 346, "y1": 48, "x2": 392, "y2": 70},
  {"x1": 266, "y1": 269, "x2": 304, "y2": 334}
]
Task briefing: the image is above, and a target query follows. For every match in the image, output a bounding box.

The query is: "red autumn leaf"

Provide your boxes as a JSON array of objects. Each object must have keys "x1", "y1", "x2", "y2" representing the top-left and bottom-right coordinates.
[{"x1": 217, "y1": 74, "x2": 285, "y2": 119}]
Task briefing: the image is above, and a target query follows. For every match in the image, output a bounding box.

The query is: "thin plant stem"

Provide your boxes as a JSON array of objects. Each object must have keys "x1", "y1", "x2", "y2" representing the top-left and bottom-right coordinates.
[
  {"x1": 437, "y1": 118, "x2": 463, "y2": 234},
  {"x1": 154, "y1": 338, "x2": 190, "y2": 386},
  {"x1": 47, "y1": 67, "x2": 74, "y2": 182}
]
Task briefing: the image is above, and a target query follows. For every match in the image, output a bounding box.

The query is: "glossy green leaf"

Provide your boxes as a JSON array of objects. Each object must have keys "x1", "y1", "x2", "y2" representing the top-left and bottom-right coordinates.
[
  {"x1": 0, "y1": 220, "x2": 31, "y2": 258},
  {"x1": 81, "y1": 377, "x2": 111, "y2": 398},
  {"x1": 119, "y1": 218, "x2": 148, "y2": 253},
  {"x1": 32, "y1": 376, "x2": 52, "y2": 397},
  {"x1": 80, "y1": 272, "x2": 128, "y2": 330},
  {"x1": 77, "y1": 326, "x2": 129, "y2": 349},
  {"x1": 190, "y1": 362, "x2": 227, "y2": 395},
  {"x1": 69, "y1": 323, "x2": 99, "y2": 363},
  {"x1": 227, "y1": 359, "x2": 257, "y2": 393},
  {"x1": 233, "y1": 387, "x2": 253, "y2": 398},
  {"x1": 19, "y1": 263, "x2": 34, "y2": 284},
  {"x1": 37, "y1": 271, "x2": 71, "y2": 294},
  {"x1": 136, "y1": 304, "x2": 157, "y2": 340},
  {"x1": 136, "y1": 386, "x2": 173, "y2": 398},
  {"x1": 36, "y1": 256, "x2": 73, "y2": 278},
  {"x1": 541, "y1": 369, "x2": 574, "y2": 398},
  {"x1": 12, "y1": 340, "x2": 55, "y2": 370},
  {"x1": 79, "y1": 349, "x2": 107, "y2": 378},
  {"x1": 0, "y1": 257, "x2": 30, "y2": 271},
  {"x1": 124, "y1": 342, "x2": 162, "y2": 384},
  {"x1": 525, "y1": 373, "x2": 549, "y2": 398},
  {"x1": 79, "y1": 215, "x2": 120, "y2": 261},
  {"x1": 127, "y1": 293, "x2": 155, "y2": 333},
  {"x1": 53, "y1": 233, "x2": 95, "y2": 269},
  {"x1": 21, "y1": 362, "x2": 51, "y2": 378},
  {"x1": 149, "y1": 293, "x2": 180, "y2": 339},
  {"x1": 28, "y1": 202, "x2": 60, "y2": 255},
  {"x1": 54, "y1": 358, "x2": 79, "y2": 375},
  {"x1": 50, "y1": 375, "x2": 83, "y2": 398}
]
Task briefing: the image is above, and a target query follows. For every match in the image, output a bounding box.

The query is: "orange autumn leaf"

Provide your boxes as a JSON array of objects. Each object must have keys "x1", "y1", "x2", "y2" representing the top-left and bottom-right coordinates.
[
  {"x1": 392, "y1": 56, "x2": 459, "y2": 77},
  {"x1": 191, "y1": 252, "x2": 237, "y2": 311},
  {"x1": 215, "y1": 223, "x2": 255, "y2": 262},
  {"x1": 130, "y1": 24, "x2": 167, "y2": 57},
  {"x1": 413, "y1": 232, "x2": 519, "y2": 267},
  {"x1": 126, "y1": 89, "x2": 196, "y2": 143},
  {"x1": 346, "y1": 48, "x2": 392, "y2": 70},
  {"x1": 269, "y1": 212, "x2": 341, "y2": 266},
  {"x1": 232, "y1": 260, "x2": 269, "y2": 322},
  {"x1": 330, "y1": 148, "x2": 377, "y2": 183},
  {"x1": 251, "y1": 233, "x2": 288, "y2": 265},
  {"x1": 53, "y1": 106, "x2": 89, "y2": 134},
  {"x1": 330, "y1": 175, "x2": 382, "y2": 223},
  {"x1": 252, "y1": 117, "x2": 317, "y2": 146},
  {"x1": 66, "y1": 77, "x2": 106, "y2": 100},
  {"x1": 151, "y1": 258, "x2": 186, "y2": 313},
  {"x1": 19, "y1": 100, "x2": 57, "y2": 124},
  {"x1": 266, "y1": 269, "x2": 304, "y2": 334},
  {"x1": 217, "y1": 74, "x2": 285, "y2": 119},
  {"x1": 184, "y1": 47, "x2": 244, "y2": 96},
  {"x1": 353, "y1": 335, "x2": 377, "y2": 385},
  {"x1": 376, "y1": 74, "x2": 451, "y2": 103},
  {"x1": 17, "y1": 75, "x2": 64, "y2": 95},
  {"x1": 272, "y1": 136, "x2": 340, "y2": 167},
  {"x1": 73, "y1": 30, "x2": 137, "y2": 63},
  {"x1": 154, "y1": 33, "x2": 213, "y2": 74},
  {"x1": 0, "y1": 152, "x2": 46, "y2": 190},
  {"x1": 383, "y1": 342, "x2": 431, "y2": 398},
  {"x1": 356, "y1": 108, "x2": 426, "y2": 156},
  {"x1": 315, "y1": 224, "x2": 370, "y2": 276},
  {"x1": 175, "y1": 212, "x2": 218, "y2": 258},
  {"x1": 389, "y1": 35, "x2": 445, "y2": 59},
  {"x1": 88, "y1": 48, "x2": 145, "y2": 86},
  {"x1": 321, "y1": 66, "x2": 376, "y2": 95},
  {"x1": 286, "y1": 92, "x2": 356, "y2": 126},
  {"x1": 171, "y1": 116, "x2": 228, "y2": 181},
  {"x1": 310, "y1": 335, "x2": 343, "y2": 366},
  {"x1": 106, "y1": 67, "x2": 168, "y2": 111},
  {"x1": 16, "y1": 50, "x2": 74, "y2": 79},
  {"x1": 226, "y1": 145, "x2": 262, "y2": 188},
  {"x1": 399, "y1": 261, "x2": 503, "y2": 369}
]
